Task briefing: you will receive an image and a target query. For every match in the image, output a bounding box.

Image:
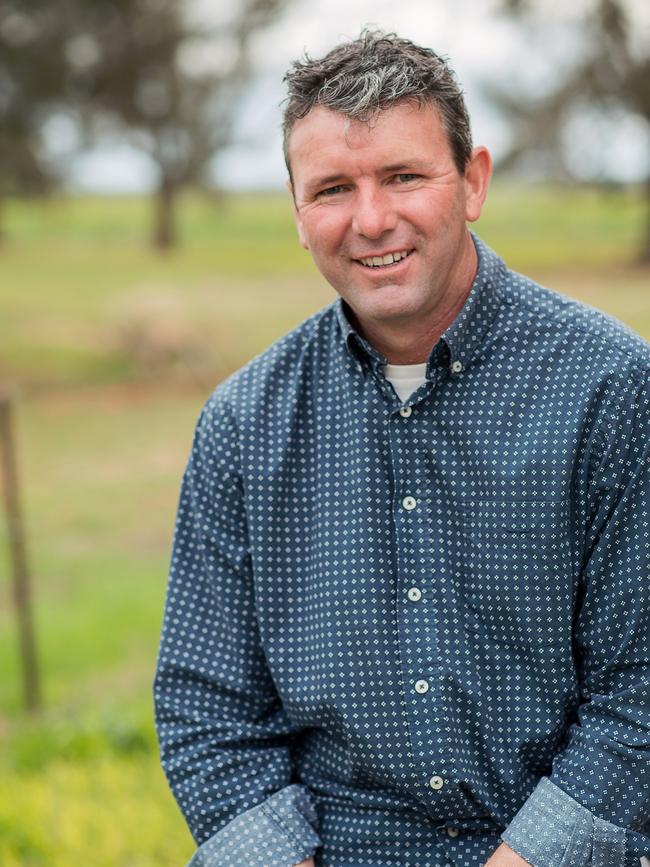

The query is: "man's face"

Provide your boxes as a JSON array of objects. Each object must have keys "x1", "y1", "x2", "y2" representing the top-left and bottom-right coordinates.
[{"x1": 287, "y1": 101, "x2": 490, "y2": 332}]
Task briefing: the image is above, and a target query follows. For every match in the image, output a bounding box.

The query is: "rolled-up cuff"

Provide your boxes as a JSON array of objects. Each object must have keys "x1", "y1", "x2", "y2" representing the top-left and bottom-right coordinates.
[
  {"x1": 187, "y1": 784, "x2": 320, "y2": 867},
  {"x1": 501, "y1": 776, "x2": 627, "y2": 867}
]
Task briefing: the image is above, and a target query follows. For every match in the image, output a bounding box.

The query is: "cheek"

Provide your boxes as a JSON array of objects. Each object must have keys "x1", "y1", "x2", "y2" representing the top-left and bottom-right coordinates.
[
  {"x1": 407, "y1": 191, "x2": 461, "y2": 229},
  {"x1": 304, "y1": 216, "x2": 346, "y2": 257},
  {"x1": 306, "y1": 223, "x2": 340, "y2": 261}
]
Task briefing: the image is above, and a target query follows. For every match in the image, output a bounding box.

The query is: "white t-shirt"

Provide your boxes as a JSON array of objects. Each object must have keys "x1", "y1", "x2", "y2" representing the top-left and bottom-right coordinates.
[{"x1": 383, "y1": 362, "x2": 427, "y2": 403}]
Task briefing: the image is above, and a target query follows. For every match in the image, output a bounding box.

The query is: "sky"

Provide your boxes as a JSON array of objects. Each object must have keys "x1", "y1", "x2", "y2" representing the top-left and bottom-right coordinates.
[{"x1": 61, "y1": 0, "x2": 650, "y2": 193}]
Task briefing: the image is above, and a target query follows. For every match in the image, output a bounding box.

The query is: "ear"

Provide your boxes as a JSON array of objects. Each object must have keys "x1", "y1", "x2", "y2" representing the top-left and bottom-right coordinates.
[
  {"x1": 287, "y1": 179, "x2": 309, "y2": 250},
  {"x1": 463, "y1": 146, "x2": 492, "y2": 223}
]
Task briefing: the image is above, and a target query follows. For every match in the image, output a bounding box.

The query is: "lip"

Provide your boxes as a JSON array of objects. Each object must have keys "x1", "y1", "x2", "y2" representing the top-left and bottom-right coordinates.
[
  {"x1": 353, "y1": 246, "x2": 411, "y2": 259},
  {"x1": 352, "y1": 248, "x2": 415, "y2": 272}
]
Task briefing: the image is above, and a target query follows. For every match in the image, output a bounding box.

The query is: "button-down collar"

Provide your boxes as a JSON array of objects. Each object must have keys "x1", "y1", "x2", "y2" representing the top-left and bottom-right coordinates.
[{"x1": 439, "y1": 233, "x2": 506, "y2": 378}]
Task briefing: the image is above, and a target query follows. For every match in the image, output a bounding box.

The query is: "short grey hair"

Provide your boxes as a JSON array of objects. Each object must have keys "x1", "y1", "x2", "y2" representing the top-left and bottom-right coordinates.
[{"x1": 282, "y1": 30, "x2": 473, "y2": 178}]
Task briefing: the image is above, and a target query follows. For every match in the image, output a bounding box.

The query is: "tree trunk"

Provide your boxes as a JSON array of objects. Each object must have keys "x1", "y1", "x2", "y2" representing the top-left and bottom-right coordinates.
[
  {"x1": 0, "y1": 390, "x2": 41, "y2": 713},
  {"x1": 153, "y1": 176, "x2": 176, "y2": 251}
]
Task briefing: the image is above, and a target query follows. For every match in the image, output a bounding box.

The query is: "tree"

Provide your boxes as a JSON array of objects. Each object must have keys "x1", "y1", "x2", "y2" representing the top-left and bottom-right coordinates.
[
  {"x1": 0, "y1": 2, "x2": 70, "y2": 239},
  {"x1": 0, "y1": 0, "x2": 287, "y2": 249},
  {"x1": 65, "y1": 0, "x2": 287, "y2": 250},
  {"x1": 491, "y1": 0, "x2": 650, "y2": 262}
]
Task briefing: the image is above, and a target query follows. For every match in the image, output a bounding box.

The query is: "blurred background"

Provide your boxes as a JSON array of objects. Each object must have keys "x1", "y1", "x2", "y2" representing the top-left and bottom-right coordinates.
[{"x1": 0, "y1": 0, "x2": 648, "y2": 864}]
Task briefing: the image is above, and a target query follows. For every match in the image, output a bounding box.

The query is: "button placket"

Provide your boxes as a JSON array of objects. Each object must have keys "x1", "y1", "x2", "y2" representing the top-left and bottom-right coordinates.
[{"x1": 390, "y1": 392, "x2": 446, "y2": 812}]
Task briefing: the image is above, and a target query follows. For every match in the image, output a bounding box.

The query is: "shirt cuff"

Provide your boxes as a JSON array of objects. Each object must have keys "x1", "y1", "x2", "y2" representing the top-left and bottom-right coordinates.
[
  {"x1": 501, "y1": 776, "x2": 629, "y2": 867},
  {"x1": 186, "y1": 784, "x2": 321, "y2": 867}
]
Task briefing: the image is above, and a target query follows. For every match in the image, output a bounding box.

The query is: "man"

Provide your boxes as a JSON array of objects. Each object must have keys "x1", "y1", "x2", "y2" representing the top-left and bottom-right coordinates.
[{"x1": 154, "y1": 31, "x2": 650, "y2": 867}]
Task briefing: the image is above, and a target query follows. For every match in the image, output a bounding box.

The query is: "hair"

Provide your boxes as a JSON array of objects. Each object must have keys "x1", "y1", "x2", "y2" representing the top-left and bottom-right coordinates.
[{"x1": 282, "y1": 29, "x2": 473, "y2": 179}]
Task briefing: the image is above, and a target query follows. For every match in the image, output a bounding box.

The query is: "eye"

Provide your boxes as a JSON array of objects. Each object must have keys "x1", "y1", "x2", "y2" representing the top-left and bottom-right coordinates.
[
  {"x1": 317, "y1": 184, "x2": 349, "y2": 197},
  {"x1": 394, "y1": 173, "x2": 420, "y2": 184}
]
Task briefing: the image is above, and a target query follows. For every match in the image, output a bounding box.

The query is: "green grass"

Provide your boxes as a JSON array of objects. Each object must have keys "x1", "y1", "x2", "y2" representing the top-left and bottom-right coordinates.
[
  {"x1": 0, "y1": 752, "x2": 193, "y2": 866},
  {"x1": 0, "y1": 185, "x2": 648, "y2": 863},
  {"x1": 0, "y1": 385, "x2": 200, "y2": 864}
]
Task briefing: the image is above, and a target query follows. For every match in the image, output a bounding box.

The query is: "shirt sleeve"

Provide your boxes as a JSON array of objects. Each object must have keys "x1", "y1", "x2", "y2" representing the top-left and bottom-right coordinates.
[
  {"x1": 153, "y1": 396, "x2": 321, "y2": 867},
  {"x1": 501, "y1": 366, "x2": 650, "y2": 867}
]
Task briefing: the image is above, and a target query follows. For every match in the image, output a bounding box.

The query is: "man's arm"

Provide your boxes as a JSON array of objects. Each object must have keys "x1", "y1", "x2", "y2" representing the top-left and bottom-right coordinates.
[
  {"x1": 499, "y1": 369, "x2": 650, "y2": 867},
  {"x1": 154, "y1": 397, "x2": 320, "y2": 867}
]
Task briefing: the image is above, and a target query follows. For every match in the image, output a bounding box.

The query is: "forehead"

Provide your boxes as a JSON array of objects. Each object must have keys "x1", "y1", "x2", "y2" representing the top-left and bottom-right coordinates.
[{"x1": 287, "y1": 101, "x2": 452, "y2": 181}]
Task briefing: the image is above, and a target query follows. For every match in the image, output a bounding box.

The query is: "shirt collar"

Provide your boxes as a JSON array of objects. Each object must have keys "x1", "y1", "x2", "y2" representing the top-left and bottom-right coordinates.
[
  {"x1": 335, "y1": 299, "x2": 385, "y2": 368},
  {"x1": 335, "y1": 232, "x2": 505, "y2": 377}
]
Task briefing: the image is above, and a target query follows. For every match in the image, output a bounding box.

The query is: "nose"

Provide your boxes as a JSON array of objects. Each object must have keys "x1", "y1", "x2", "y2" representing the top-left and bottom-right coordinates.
[{"x1": 351, "y1": 186, "x2": 397, "y2": 239}]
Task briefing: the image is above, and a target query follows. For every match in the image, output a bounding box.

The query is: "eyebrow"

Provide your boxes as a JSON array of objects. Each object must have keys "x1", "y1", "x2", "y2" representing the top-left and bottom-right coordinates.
[
  {"x1": 305, "y1": 174, "x2": 348, "y2": 194},
  {"x1": 380, "y1": 160, "x2": 432, "y2": 174}
]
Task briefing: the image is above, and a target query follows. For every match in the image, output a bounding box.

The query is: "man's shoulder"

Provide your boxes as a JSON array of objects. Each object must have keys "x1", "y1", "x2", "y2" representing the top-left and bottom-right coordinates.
[
  {"x1": 498, "y1": 264, "x2": 650, "y2": 373},
  {"x1": 202, "y1": 301, "x2": 341, "y2": 421}
]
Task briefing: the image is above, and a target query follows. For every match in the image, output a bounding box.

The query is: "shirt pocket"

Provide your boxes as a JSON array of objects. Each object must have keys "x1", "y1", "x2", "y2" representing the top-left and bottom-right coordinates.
[{"x1": 459, "y1": 499, "x2": 572, "y2": 649}]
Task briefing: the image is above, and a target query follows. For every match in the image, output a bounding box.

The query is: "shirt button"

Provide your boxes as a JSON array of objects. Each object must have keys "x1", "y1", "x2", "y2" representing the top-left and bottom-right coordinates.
[
  {"x1": 446, "y1": 827, "x2": 459, "y2": 838},
  {"x1": 399, "y1": 406, "x2": 412, "y2": 418},
  {"x1": 402, "y1": 496, "x2": 417, "y2": 511},
  {"x1": 429, "y1": 775, "x2": 444, "y2": 790},
  {"x1": 415, "y1": 679, "x2": 429, "y2": 694},
  {"x1": 407, "y1": 587, "x2": 422, "y2": 602},
  {"x1": 451, "y1": 360, "x2": 463, "y2": 374}
]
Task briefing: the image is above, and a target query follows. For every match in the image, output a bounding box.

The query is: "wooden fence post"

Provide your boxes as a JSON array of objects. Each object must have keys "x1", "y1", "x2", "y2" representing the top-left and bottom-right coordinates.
[{"x1": 0, "y1": 388, "x2": 41, "y2": 712}]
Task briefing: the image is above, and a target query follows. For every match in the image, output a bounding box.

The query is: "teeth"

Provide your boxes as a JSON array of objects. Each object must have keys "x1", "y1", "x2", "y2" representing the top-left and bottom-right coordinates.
[{"x1": 359, "y1": 249, "x2": 410, "y2": 267}]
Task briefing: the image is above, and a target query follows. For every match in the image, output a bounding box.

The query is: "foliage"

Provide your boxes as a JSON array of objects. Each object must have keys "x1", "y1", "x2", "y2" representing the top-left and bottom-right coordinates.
[
  {"x1": 493, "y1": 0, "x2": 649, "y2": 171},
  {"x1": 492, "y1": 0, "x2": 650, "y2": 259},
  {"x1": 54, "y1": 0, "x2": 288, "y2": 248},
  {"x1": 0, "y1": 2, "x2": 69, "y2": 199},
  {"x1": 0, "y1": 752, "x2": 193, "y2": 866},
  {"x1": 0, "y1": 0, "x2": 288, "y2": 247}
]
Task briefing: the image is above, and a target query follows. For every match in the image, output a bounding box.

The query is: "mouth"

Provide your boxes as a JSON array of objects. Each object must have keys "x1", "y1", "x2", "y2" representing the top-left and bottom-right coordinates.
[{"x1": 354, "y1": 248, "x2": 414, "y2": 270}]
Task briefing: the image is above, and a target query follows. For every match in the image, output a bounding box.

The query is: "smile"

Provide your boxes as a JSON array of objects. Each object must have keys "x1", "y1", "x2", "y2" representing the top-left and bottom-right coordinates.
[{"x1": 356, "y1": 249, "x2": 414, "y2": 268}]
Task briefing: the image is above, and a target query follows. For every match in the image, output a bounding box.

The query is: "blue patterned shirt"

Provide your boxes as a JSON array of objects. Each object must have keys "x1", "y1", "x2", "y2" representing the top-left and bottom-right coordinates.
[{"x1": 154, "y1": 236, "x2": 650, "y2": 867}]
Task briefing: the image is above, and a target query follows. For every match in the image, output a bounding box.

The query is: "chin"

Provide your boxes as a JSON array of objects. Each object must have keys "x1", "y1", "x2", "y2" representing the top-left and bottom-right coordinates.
[{"x1": 359, "y1": 294, "x2": 428, "y2": 323}]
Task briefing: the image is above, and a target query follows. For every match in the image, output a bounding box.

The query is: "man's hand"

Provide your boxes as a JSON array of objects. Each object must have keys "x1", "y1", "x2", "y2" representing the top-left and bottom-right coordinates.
[
  {"x1": 294, "y1": 847, "x2": 530, "y2": 867},
  {"x1": 293, "y1": 842, "x2": 528, "y2": 867},
  {"x1": 483, "y1": 842, "x2": 532, "y2": 866}
]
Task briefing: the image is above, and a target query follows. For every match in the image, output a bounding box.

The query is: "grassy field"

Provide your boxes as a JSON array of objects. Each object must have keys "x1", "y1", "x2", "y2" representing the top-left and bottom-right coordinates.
[{"x1": 0, "y1": 185, "x2": 648, "y2": 865}]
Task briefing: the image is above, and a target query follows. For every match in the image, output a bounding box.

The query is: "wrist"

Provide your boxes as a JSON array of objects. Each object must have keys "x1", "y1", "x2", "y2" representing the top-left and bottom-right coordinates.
[{"x1": 484, "y1": 841, "x2": 532, "y2": 866}]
